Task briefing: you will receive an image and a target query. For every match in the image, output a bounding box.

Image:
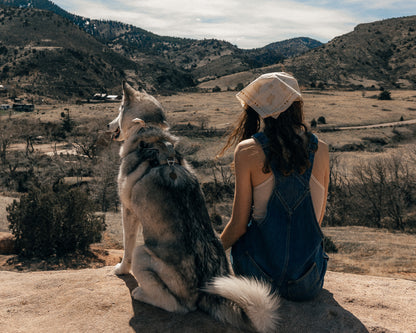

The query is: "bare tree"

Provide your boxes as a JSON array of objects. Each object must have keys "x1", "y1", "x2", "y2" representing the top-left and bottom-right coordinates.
[
  {"x1": 90, "y1": 145, "x2": 120, "y2": 212},
  {"x1": 0, "y1": 133, "x2": 10, "y2": 166},
  {"x1": 324, "y1": 154, "x2": 352, "y2": 226},
  {"x1": 353, "y1": 159, "x2": 387, "y2": 228},
  {"x1": 383, "y1": 156, "x2": 413, "y2": 230},
  {"x1": 72, "y1": 120, "x2": 111, "y2": 161},
  {"x1": 352, "y1": 155, "x2": 414, "y2": 230}
]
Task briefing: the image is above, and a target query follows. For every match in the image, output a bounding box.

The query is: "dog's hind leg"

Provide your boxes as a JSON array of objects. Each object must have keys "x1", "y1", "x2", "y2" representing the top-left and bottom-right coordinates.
[
  {"x1": 131, "y1": 245, "x2": 190, "y2": 313},
  {"x1": 115, "y1": 207, "x2": 141, "y2": 275}
]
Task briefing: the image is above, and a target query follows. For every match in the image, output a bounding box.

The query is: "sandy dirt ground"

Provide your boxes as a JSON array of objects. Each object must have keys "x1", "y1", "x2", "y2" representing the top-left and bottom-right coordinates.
[{"x1": 0, "y1": 267, "x2": 415, "y2": 333}]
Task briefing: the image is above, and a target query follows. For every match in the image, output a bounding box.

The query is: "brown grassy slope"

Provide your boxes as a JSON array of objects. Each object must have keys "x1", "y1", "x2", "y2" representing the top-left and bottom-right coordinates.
[
  {"x1": 0, "y1": 7, "x2": 133, "y2": 99},
  {"x1": 0, "y1": 7, "x2": 194, "y2": 98},
  {"x1": 0, "y1": 0, "x2": 322, "y2": 97},
  {"x1": 199, "y1": 16, "x2": 416, "y2": 91},
  {"x1": 4, "y1": 90, "x2": 416, "y2": 163},
  {"x1": 284, "y1": 16, "x2": 416, "y2": 89}
]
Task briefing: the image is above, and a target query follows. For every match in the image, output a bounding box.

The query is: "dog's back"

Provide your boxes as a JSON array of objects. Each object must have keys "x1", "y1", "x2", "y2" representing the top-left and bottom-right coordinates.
[
  {"x1": 130, "y1": 152, "x2": 230, "y2": 281},
  {"x1": 120, "y1": 126, "x2": 228, "y2": 292}
]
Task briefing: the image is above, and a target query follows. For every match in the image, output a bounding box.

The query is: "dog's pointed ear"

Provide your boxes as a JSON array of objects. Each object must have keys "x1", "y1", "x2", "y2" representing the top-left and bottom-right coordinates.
[
  {"x1": 122, "y1": 81, "x2": 136, "y2": 105},
  {"x1": 132, "y1": 118, "x2": 145, "y2": 127}
]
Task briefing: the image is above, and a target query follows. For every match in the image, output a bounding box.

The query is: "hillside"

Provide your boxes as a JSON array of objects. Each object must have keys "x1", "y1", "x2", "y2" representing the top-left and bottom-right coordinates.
[
  {"x1": 0, "y1": 0, "x2": 322, "y2": 97},
  {"x1": 2, "y1": 1, "x2": 414, "y2": 98},
  {"x1": 106, "y1": 34, "x2": 320, "y2": 82},
  {"x1": 283, "y1": 15, "x2": 416, "y2": 89},
  {"x1": 6, "y1": 0, "x2": 320, "y2": 79},
  {"x1": 0, "y1": 6, "x2": 133, "y2": 100},
  {"x1": 0, "y1": 7, "x2": 197, "y2": 99},
  {"x1": 199, "y1": 16, "x2": 416, "y2": 91},
  {"x1": 263, "y1": 37, "x2": 323, "y2": 58}
]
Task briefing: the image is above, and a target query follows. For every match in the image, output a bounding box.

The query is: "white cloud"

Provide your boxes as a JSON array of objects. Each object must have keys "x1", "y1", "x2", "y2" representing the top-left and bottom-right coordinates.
[
  {"x1": 340, "y1": 0, "x2": 410, "y2": 9},
  {"x1": 52, "y1": 0, "x2": 412, "y2": 48}
]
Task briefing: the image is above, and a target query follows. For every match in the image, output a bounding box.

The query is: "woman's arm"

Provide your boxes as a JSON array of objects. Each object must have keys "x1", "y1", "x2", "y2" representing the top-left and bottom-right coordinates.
[{"x1": 220, "y1": 143, "x2": 253, "y2": 250}]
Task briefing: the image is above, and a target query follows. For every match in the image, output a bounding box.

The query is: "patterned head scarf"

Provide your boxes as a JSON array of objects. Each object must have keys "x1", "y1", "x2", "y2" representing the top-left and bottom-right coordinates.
[{"x1": 236, "y1": 72, "x2": 303, "y2": 119}]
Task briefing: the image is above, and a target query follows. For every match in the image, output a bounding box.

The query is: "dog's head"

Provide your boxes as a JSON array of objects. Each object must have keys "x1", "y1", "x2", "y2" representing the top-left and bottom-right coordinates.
[{"x1": 108, "y1": 82, "x2": 169, "y2": 141}]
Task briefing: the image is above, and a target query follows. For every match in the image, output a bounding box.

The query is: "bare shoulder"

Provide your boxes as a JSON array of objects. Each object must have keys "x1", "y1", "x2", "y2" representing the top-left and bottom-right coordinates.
[
  {"x1": 236, "y1": 138, "x2": 257, "y2": 149},
  {"x1": 235, "y1": 138, "x2": 262, "y2": 156},
  {"x1": 235, "y1": 138, "x2": 265, "y2": 169}
]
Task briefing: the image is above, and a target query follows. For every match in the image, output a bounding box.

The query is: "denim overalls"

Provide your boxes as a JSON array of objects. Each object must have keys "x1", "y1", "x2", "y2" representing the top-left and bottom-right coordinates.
[{"x1": 231, "y1": 132, "x2": 328, "y2": 301}]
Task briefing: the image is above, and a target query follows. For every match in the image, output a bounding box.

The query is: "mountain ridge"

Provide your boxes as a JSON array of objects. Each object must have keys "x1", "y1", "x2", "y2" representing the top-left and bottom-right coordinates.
[
  {"x1": 0, "y1": 0, "x2": 322, "y2": 99},
  {"x1": 0, "y1": 0, "x2": 415, "y2": 99},
  {"x1": 199, "y1": 15, "x2": 416, "y2": 91},
  {"x1": 283, "y1": 15, "x2": 416, "y2": 89}
]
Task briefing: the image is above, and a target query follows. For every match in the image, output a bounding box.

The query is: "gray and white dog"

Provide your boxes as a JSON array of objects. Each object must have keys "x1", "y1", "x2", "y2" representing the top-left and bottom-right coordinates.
[{"x1": 108, "y1": 82, "x2": 280, "y2": 333}]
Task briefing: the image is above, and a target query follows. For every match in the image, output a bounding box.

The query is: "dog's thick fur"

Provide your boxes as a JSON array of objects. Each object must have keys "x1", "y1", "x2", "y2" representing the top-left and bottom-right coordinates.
[{"x1": 108, "y1": 82, "x2": 280, "y2": 333}]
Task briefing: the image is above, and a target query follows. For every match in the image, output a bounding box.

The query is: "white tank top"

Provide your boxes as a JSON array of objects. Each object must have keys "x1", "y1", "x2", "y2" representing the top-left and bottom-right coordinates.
[{"x1": 252, "y1": 174, "x2": 325, "y2": 222}]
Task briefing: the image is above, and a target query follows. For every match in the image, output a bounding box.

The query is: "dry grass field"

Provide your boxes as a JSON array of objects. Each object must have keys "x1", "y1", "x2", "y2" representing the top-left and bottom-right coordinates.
[
  {"x1": 8, "y1": 89, "x2": 416, "y2": 167},
  {"x1": 1, "y1": 89, "x2": 416, "y2": 280},
  {"x1": 11, "y1": 89, "x2": 416, "y2": 142}
]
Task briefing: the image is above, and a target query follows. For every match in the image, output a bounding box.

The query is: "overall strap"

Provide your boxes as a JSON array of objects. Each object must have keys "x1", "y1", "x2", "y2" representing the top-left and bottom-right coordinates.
[
  {"x1": 308, "y1": 133, "x2": 318, "y2": 153},
  {"x1": 304, "y1": 133, "x2": 318, "y2": 180},
  {"x1": 253, "y1": 132, "x2": 269, "y2": 155}
]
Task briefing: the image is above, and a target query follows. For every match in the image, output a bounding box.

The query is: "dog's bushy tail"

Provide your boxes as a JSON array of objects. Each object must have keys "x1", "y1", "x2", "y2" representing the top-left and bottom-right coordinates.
[{"x1": 201, "y1": 275, "x2": 280, "y2": 333}]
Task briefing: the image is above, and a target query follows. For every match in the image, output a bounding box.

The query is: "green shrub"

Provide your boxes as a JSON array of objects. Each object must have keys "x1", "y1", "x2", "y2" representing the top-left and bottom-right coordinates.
[
  {"x1": 323, "y1": 235, "x2": 338, "y2": 253},
  {"x1": 7, "y1": 183, "x2": 106, "y2": 258},
  {"x1": 235, "y1": 83, "x2": 244, "y2": 91},
  {"x1": 210, "y1": 212, "x2": 223, "y2": 230},
  {"x1": 317, "y1": 116, "x2": 326, "y2": 124},
  {"x1": 378, "y1": 90, "x2": 392, "y2": 100}
]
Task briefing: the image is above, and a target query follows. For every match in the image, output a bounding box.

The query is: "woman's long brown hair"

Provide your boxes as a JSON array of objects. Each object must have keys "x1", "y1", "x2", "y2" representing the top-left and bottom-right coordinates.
[
  {"x1": 219, "y1": 101, "x2": 313, "y2": 176},
  {"x1": 218, "y1": 106, "x2": 260, "y2": 157}
]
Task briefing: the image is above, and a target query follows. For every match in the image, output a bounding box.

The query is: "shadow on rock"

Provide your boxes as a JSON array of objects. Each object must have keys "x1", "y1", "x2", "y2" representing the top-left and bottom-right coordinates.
[
  {"x1": 117, "y1": 273, "x2": 243, "y2": 333},
  {"x1": 118, "y1": 275, "x2": 367, "y2": 333},
  {"x1": 278, "y1": 289, "x2": 368, "y2": 333}
]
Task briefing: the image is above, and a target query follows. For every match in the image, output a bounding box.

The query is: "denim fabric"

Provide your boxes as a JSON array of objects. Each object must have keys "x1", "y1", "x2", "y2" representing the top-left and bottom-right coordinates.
[{"x1": 231, "y1": 132, "x2": 328, "y2": 301}]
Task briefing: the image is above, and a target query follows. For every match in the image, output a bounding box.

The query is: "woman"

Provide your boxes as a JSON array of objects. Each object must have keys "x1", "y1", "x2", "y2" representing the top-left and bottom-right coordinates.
[{"x1": 219, "y1": 72, "x2": 329, "y2": 301}]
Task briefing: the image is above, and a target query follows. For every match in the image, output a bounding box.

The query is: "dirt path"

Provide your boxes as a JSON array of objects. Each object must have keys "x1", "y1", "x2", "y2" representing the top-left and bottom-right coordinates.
[{"x1": 336, "y1": 118, "x2": 416, "y2": 130}]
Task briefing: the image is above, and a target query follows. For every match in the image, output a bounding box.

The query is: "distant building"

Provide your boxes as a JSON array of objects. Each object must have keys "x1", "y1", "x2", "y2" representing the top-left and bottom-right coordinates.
[
  {"x1": 0, "y1": 85, "x2": 7, "y2": 95},
  {"x1": 13, "y1": 104, "x2": 35, "y2": 112},
  {"x1": 91, "y1": 93, "x2": 121, "y2": 102},
  {"x1": 106, "y1": 95, "x2": 121, "y2": 101},
  {"x1": 0, "y1": 104, "x2": 11, "y2": 110},
  {"x1": 92, "y1": 93, "x2": 107, "y2": 100}
]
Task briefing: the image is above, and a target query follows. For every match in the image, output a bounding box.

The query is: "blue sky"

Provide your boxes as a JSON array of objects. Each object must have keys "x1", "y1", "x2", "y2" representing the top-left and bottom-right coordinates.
[{"x1": 53, "y1": 0, "x2": 415, "y2": 49}]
